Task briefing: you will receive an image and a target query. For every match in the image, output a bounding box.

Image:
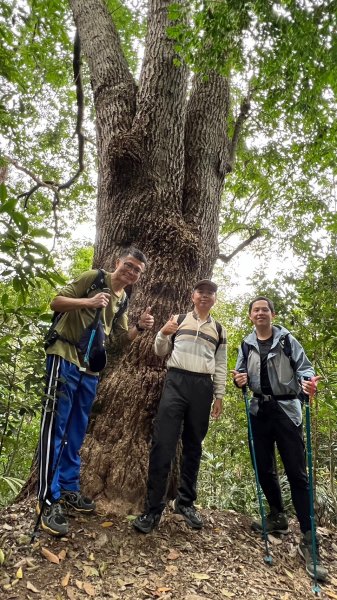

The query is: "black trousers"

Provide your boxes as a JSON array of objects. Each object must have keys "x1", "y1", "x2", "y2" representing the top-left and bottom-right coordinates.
[
  {"x1": 250, "y1": 399, "x2": 311, "y2": 533},
  {"x1": 146, "y1": 368, "x2": 213, "y2": 514}
]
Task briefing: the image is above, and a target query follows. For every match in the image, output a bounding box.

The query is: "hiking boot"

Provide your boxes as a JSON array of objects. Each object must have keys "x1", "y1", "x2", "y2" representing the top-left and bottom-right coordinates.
[
  {"x1": 133, "y1": 512, "x2": 161, "y2": 534},
  {"x1": 251, "y1": 508, "x2": 289, "y2": 534},
  {"x1": 36, "y1": 501, "x2": 69, "y2": 537},
  {"x1": 173, "y1": 500, "x2": 203, "y2": 529},
  {"x1": 299, "y1": 531, "x2": 328, "y2": 582},
  {"x1": 60, "y1": 490, "x2": 95, "y2": 513}
]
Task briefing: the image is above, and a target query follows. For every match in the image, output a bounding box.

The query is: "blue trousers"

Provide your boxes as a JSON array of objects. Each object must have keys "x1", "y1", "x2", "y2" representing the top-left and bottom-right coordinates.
[{"x1": 38, "y1": 355, "x2": 98, "y2": 502}]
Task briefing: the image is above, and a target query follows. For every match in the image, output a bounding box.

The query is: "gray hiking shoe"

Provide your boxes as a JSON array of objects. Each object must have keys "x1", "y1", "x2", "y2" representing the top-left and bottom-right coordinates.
[
  {"x1": 299, "y1": 531, "x2": 328, "y2": 582},
  {"x1": 36, "y1": 501, "x2": 69, "y2": 537},
  {"x1": 173, "y1": 500, "x2": 203, "y2": 529},
  {"x1": 60, "y1": 490, "x2": 95, "y2": 513},
  {"x1": 251, "y1": 508, "x2": 289, "y2": 534}
]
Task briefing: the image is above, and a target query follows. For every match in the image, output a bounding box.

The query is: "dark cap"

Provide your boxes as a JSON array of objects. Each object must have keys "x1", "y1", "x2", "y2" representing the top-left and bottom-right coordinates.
[{"x1": 194, "y1": 279, "x2": 218, "y2": 293}]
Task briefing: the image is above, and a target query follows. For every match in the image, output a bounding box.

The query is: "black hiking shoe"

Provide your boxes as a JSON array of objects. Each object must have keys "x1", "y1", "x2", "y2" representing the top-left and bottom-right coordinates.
[
  {"x1": 299, "y1": 531, "x2": 328, "y2": 582},
  {"x1": 251, "y1": 508, "x2": 289, "y2": 534},
  {"x1": 133, "y1": 512, "x2": 161, "y2": 534},
  {"x1": 173, "y1": 500, "x2": 203, "y2": 529},
  {"x1": 60, "y1": 490, "x2": 95, "y2": 513},
  {"x1": 36, "y1": 501, "x2": 69, "y2": 537}
]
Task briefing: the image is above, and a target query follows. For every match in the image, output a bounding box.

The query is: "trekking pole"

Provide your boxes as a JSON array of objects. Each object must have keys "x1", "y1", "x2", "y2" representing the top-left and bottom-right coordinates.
[
  {"x1": 303, "y1": 376, "x2": 320, "y2": 595},
  {"x1": 30, "y1": 373, "x2": 83, "y2": 543},
  {"x1": 238, "y1": 370, "x2": 273, "y2": 565},
  {"x1": 83, "y1": 289, "x2": 109, "y2": 367}
]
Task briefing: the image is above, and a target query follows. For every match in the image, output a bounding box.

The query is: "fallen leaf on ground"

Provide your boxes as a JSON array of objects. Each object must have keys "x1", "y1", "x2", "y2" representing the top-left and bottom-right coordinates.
[
  {"x1": 61, "y1": 571, "x2": 71, "y2": 587},
  {"x1": 283, "y1": 568, "x2": 294, "y2": 579},
  {"x1": 41, "y1": 546, "x2": 60, "y2": 564},
  {"x1": 66, "y1": 588, "x2": 77, "y2": 600},
  {"x1": 101, "y1": 521, "x2": 113, "y2": 527},
  {"x1": 221, "y1": 589, "x2": 235, "y2": 598},
  {"x1": 16, "y1": 566, "x2": 23, "y2": 579},
  {"x1": 26, "y1": 581, "x2": 39, "y2": 593},
  {"x1": 268, "y1": 534, "x2": 282, "y2": 545},
  {"x1": 325, "y1": 590, "x2": 337, "y2": 600},
  {"x1": 192, "y1": 572, "x2": 210, "y2": 580},
  {"x1": 167, "y1": 548, "x2": 180, "y2": 560},
  {"x1": 0, "y1": 548, "x2": 5, "y2": 564},
  {"x1": 75, "y1": 579, "x2": 83, "y2": 589},
  {"x1": 157, "y1": 587, "x2": 172, "y2": 593},
  {"x1": 165, "y1": 565, "x2": 178, "y2": 575},
  {"x1": 58, "y1": 549, "x2": 67, "y2": 561},
  {"x1": 83, "y1": 581, "x2": 95, "y2": 596}
]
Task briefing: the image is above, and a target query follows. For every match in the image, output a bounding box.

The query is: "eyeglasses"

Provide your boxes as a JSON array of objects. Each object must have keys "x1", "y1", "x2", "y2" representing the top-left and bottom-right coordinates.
[{"x1": 123, "y1": 261, "x2": 143, "y2": 276}]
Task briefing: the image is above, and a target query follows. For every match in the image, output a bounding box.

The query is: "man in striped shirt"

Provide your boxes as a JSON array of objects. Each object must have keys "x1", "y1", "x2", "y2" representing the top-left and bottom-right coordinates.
[{"x1": 133, "y1": 279, "x2": 227, "y2": 534}]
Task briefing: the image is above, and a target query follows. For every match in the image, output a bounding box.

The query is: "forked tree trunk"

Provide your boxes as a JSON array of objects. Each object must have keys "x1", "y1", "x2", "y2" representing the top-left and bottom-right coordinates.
[{"x1": 67, "y1": 0, "x2": 232, "y2": 513}]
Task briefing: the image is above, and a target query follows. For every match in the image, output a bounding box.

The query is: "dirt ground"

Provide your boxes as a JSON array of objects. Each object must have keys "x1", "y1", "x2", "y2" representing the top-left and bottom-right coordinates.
[{"x1": 0, "y1": 499, "x2": 336, "y2": 600}]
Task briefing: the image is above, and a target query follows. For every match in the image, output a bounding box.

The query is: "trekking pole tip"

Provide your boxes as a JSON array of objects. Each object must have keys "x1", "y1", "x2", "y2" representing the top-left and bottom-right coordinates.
[
  {"x1": 264, "y1": 555, "x2": 273, "y2": 565},
  {"x1": 312, "y1": 583, "x2": 321, "y2": 596}
]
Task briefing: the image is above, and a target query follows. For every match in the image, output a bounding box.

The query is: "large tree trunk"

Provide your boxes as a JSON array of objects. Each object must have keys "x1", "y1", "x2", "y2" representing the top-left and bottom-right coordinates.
[{"x1": 69, "y1": 0, "x2": 231, "y2": 514}]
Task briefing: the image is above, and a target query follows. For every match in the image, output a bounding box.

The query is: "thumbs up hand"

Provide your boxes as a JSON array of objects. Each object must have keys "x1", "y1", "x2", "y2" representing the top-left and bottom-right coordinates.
[
  {"x1": 161, "y1": 314, "x2": 178, "y2": 336},
  {"x1": 138, "y1": 306, "x2": 154, "y2": 330}
]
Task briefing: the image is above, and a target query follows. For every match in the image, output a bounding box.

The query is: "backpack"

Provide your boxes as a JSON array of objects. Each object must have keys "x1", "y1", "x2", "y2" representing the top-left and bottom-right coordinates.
[
  {"x1": 241, "y1": 331, "x2": 306, "y2": 403},
  {"x1": 241, "y1": 332, "x2": 295, "y2": 369},
  {"x1": 173, "y1": 314, "x2": 223, "y2": 352},
  {"x1": 44, "y1": 269, "x2": 129, "y2": 350}
]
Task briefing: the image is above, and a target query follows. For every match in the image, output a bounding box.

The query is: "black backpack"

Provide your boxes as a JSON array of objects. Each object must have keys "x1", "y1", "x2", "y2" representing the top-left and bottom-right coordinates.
[
  {"x1": 173, "y1": 314, "x2": 223, "y2": 352},
  {"x1": 241, "y1": 331, "x2": 306, "y2": 403},
  {"x1": 44, "y1": 269, "x2": 129, "y2": 350},
  {"x1": 241, "y1": 332, "x2": 295, "y2": 368}
]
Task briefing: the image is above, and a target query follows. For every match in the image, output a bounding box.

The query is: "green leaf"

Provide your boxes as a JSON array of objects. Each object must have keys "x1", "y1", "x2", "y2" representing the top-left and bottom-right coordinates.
[
  {"x1": 11, "y1": 211, "x2": 29, "y2": 234},
  {"x1": 0, "y1": 183, "x2": 7, "y2": 202},
  {"x1": 0, "y1": 198, "x2": 16, "y2": 214}
]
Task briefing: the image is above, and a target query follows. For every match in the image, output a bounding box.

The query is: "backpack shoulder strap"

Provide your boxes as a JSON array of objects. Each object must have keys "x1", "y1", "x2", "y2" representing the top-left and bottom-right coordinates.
[
  {"x1": 241, "y1": 340, "x2": 250, "y2": 361},
  {"x1": 171, "y1": 314, "x2": 186, "y2": 345},
  {"x1": 177, "y1": 314, "x2": 186, "y2": 326},
  {"x1": 214, "y1": 320, "x2": 223, "y2": 352},
  {"x1": 279, "y1": 332, "x2": 296, "y2": 369},
  {"x1": 113, "y1": 291, "x2": 129, "y2": 325},
  {"x1": 85, "y1": 269, "x2": 106, "y2": 296}
]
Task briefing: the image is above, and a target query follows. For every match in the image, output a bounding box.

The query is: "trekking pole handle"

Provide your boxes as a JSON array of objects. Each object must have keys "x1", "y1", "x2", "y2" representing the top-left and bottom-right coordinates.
[
  {"x1": 302, "y1": 375, "x2": 318, "y2": 404},
  {"x1": 237, "y1": 368, "x2": 248, "y2": 393}
]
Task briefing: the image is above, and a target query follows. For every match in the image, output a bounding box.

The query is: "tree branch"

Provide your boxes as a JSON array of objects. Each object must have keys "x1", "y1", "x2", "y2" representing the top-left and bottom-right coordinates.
[
  {"x1": 59, "y1": 28, "x2": 85, "y2": 190},
  {"x1": 4, "y1": 156, "x2": 56, "y2": 192},
  {"x1": 133, "y1": 0, "x2": 188, "y2": 199},
  {"x1": 70, "y1": 0, "x2": 136, "y2": 141},
  {"x1": 218, "y1": 229, "x2": 265, "y2": 263},
  {"x1": 226, "y1": 94, "x2": 251, "y2": 173},
  {"x1": 7, "y1": 28, "x2": 86, "y2": 206}
]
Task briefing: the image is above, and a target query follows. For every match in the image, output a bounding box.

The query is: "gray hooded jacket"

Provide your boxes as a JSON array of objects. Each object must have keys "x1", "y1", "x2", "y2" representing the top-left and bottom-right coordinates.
[{"x1": 235, "y1": 325, "x2": 315, "y2": 425}]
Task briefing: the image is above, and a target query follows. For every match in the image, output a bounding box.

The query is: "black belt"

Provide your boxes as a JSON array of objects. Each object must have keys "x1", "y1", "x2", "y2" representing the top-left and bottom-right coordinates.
[
  {"x1": 168, "y1": 367, "x2": 211, "y2": 378},
  {"x1": 254, "y1": 393, "x2": 297, "y2": 401}
]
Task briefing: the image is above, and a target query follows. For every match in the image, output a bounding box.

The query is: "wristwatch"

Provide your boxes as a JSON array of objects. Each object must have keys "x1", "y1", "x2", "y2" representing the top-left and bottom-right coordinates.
[{"x1": 135, "y1": 322, "x2": 145, "y2": 332}]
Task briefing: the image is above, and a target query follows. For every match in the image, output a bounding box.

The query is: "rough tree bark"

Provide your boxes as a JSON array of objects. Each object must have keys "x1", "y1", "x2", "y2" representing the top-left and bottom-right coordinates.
[{"x1": 69, "y1": 0, "x2": 236, "y2": 514}]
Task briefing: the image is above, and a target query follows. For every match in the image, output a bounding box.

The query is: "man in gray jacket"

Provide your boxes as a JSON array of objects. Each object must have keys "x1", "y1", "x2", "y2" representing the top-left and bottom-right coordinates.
[{"x1": 232, "y1": 296, "x2": 327, "y2": 582}]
